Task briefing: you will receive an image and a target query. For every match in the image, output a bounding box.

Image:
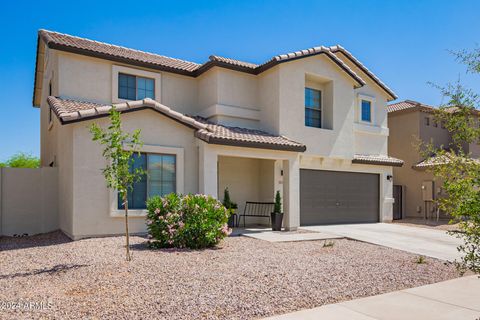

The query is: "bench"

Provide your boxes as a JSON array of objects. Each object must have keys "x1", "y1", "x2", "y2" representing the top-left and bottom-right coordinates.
[{"x1": 238, "y1": 202, "x2": 275, "y2": 228}]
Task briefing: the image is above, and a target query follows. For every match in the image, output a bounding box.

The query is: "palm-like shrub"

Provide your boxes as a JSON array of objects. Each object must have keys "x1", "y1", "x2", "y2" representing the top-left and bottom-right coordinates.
[{"x1": 146, "y1": 193, "x2": 230, "y2": 249}]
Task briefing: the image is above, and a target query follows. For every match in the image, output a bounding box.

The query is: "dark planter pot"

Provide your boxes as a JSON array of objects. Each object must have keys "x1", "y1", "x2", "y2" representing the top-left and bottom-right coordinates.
[{"x1": 270, "y1": 212, "x2": 284, "y2": 231}]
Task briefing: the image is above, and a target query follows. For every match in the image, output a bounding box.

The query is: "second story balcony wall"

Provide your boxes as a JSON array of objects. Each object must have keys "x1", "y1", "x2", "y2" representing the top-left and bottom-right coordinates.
[{"x1": 198, "y1": 67, "x2": 260, "y2": 129}]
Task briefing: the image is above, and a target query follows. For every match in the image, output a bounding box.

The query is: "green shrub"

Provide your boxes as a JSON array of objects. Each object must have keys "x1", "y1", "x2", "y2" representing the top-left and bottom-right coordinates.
[
  {"x1": 146, "y1": 193, "x2": 231, "y2": 249},
  {"x1": 0, "y1": 152, "x2": 40, "y2": 168},
  {"x1": 274, "y1": 190, "x2": 282, "y2": 213}
]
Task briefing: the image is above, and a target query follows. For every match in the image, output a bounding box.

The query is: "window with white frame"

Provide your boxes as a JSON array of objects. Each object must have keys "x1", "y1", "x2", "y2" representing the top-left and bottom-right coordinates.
[
  {"x1": 357, "y1": 94, "x2": 375, "y2": 124},
  {"x1": 118, "y1": 73, "x2": 155, "y2": 100},
  {"x1": 305, "y1": 87, "x2": 322, "y2": 128},
  {"x1": 118, "y1": 153, "x2": 176, "y2": 210}
]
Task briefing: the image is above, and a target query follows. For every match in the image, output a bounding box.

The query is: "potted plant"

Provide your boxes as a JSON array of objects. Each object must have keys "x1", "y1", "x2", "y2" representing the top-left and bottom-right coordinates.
[
  {"x1": 271, "y1": 190, "x2": 283, "y2": 231},
  {"x1": 223, "y1": 188, "x2": 238, "y2": 227}
]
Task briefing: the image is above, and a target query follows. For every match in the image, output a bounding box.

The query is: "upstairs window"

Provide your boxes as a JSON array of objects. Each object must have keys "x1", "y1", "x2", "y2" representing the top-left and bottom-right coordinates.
[
  {"x1": 361, "y1": 100, "x2": 372, "y2": 123},
  {"x1": 305, "y1": 88, "x2": 322, "y2": 128},
  {"x1": 118, "y1": 73, "x2": 155, "y2": 100},
  {"x1": 118, "y1": 153, "x2": 176, "y2": 210}
]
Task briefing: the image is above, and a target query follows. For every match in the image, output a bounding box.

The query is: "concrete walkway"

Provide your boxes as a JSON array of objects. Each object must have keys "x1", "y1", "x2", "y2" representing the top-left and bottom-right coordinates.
[
  {"x1": 301, "y1": 223, "x2": 463, "y2": 261},
  {"x1": 231, "y1": 228, "x2": 342, "y2": 242},
  {"x1": 265, "y1": 276, "x2": 480, "y2": 320}
]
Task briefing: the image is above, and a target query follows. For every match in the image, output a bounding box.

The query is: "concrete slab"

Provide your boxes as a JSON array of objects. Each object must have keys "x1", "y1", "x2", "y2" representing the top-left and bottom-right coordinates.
[
  {"x1": 404, "y1": 276, "x2": 480, "y2": 311},
  {"x1": 263, "y1": 304, "x2": 377, "y2": 320},
  {"x1": 231, "y1": 228, "x2": 342, "y2": 242},
  {"x1": 301, "y1": 223, "x2": 463, "y2": 261},
  {"x1": 342, "y1": 291, "x2": 479, "y2": 320},
  {"x1": 265, "y1": 276, "x2": 480, "y2": 320}
]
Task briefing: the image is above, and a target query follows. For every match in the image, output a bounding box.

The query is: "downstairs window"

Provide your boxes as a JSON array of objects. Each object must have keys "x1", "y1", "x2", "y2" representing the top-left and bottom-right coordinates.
[{"x1": 118, "y1": 153, "x2": 176, "y2": 210}]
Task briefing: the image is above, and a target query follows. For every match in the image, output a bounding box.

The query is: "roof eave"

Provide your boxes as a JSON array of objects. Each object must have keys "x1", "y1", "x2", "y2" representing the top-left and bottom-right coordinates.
[
  {"x1": 255, "y1": 51, "x2": 365, "y2": 87},
  {"x1": 46, "y1": 42, "x2": 196, "y2": 77},
  {"x1": 194, "y1": 131, "x2": 306, "y2": 152},
  {"x1": 330, "y1": 46, "x2": 397, "y2": 101},
  {"x1": 352, "y1": 159, "x2": 404, "y2": 167}
]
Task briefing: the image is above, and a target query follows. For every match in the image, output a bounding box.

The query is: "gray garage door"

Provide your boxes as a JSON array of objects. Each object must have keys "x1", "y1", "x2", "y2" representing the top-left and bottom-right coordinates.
[{"x1": 300, "y1": 170, "x2": 379, "y2": 225}]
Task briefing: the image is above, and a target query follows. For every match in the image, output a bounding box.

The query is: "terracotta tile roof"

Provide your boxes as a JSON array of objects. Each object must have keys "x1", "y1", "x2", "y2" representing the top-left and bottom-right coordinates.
[
  {"x1": 257, "y1": 46, "x2": 366, "y2": 87},
  {"x1": 39, "y1": 30, "x2": 201, "y2": 74},
  {"x1": 209, "y1": 55, "x2": 259, "y2": 69},
  {"x1": 47, "y1": 97, "x2": 306, "y2": 152},
  {"x1": 352, "y1": 154, "x2": 404, "y2": 167},
  {"x1": 329, "y1": 45, "x2": 397, "y2": 100},
  {"x1": 35, "y1": 30, "x2": 396, "y2": 104},
  {"x1": 387, "y1": 100, "x2": 436, "y2": 114},
  {"x1": 201, "y1": 48, "x2": 365, "y2": 87},
  {"x1": 193, "y1": 117, "x2": 306, "y2": 152},
  {"x1": 413, "y1": 155, "x2": 480, "y2": 169},
  {"x1": 47, "y1": 96, "x2": 208, "y2": 130},
  {"x1": 37, "y1": 30, "x2": 364, "y2": 85}
]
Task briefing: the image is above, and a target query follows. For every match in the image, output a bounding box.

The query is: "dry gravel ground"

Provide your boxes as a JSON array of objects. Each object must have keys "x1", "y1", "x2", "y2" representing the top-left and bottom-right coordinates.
[{"x1": 0, "y1": 231, "x2": 461, "y2": 320}]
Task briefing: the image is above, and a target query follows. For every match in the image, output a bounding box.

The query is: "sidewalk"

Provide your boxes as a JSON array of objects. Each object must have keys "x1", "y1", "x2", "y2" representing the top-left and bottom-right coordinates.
[
  {"x1": 264, "y1": 276, "x2": 480, "y2": 320},
  {"x1": 231, "y1": 227, "x2": 342, "y2": 242}
]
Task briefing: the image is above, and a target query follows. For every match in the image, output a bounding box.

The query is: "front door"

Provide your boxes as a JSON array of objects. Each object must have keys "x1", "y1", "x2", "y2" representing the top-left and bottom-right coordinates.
[{"x1": 393, "y1": 185, "x2": 402, "y2": 220}]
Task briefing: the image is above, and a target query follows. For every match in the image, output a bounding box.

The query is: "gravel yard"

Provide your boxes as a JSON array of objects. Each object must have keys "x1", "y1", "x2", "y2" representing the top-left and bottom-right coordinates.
[{"x1": 0, "y1": 231, "x2": 460, "y2": 320}]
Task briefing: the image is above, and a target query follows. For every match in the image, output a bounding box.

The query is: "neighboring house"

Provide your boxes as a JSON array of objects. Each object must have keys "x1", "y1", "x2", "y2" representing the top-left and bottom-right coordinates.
[
  {"x1": 33, "y1": 30, "x2": 402, "y2": 240},
  {"x1": 387, "y1": 100, "x2": 480, "y2": 219}
]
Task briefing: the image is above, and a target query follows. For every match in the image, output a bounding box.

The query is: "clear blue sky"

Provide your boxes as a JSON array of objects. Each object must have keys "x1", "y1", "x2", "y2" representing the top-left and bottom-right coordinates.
[{"x1": 0, "y1": 0, "x2": 478, "y2": 161}]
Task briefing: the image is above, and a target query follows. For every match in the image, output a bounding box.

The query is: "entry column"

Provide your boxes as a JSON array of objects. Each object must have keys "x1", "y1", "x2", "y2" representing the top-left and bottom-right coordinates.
[
  {"x1": 282, "y1": 156, "x2": 300, "y2": 230},
  {"x1": 198, "y1": 142, "x2": 218, "y2": 198}
]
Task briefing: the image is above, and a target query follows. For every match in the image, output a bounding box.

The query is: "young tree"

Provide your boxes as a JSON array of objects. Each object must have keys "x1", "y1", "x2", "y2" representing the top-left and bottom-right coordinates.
[
  {"x1": 0, "y1": 152, "x2": 40, "y2": 168},
  {"x1": 90, "y1": 107, "x2": 144, "y2": 261},
  {"x1": 424, "y1": 47, "x2": 480, "y2": 274}
]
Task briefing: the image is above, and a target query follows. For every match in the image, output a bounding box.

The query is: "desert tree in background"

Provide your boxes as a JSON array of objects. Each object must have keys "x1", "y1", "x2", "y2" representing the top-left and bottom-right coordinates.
[{"x1": 423, "y1": 46, "x2": 480, "y2": 274}]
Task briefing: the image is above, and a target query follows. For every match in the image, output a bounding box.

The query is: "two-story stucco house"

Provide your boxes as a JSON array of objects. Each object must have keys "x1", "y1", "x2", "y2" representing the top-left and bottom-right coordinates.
[
  {"x1": 388, "y1": 100, "x2": 480, "y2": 220},
  {"x1": 33, "y1": 30, "x2": 402, "y2": 240}
]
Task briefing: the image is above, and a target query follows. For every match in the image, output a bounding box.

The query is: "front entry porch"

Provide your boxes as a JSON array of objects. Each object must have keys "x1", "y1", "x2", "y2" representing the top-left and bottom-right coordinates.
[{"x1": 198, "y1": 141, "x2": 301, "y2": 230}]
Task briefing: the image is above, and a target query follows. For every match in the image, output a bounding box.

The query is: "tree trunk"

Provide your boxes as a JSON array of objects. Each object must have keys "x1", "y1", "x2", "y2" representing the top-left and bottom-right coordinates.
[{"x1": 123, "y1": 193, "x2": 131, "y2": 261}]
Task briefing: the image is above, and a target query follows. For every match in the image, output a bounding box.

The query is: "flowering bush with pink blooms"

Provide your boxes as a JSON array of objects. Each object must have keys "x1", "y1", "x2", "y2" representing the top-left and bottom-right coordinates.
[{"x1": 146, "y1": 193, "x2": 231, "y2": 249}]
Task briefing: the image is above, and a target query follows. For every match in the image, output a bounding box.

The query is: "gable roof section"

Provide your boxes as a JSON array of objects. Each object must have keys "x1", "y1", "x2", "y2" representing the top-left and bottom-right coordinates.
[
  {"x1": 329, "y1": 45, "x2": 397, "y2": 101},
  {"x1": 47, "y1": 97, "x2": 306, "y2": 152},
  {"x1": 199, "y1": 47, "x2": 366, "y2": 88}
]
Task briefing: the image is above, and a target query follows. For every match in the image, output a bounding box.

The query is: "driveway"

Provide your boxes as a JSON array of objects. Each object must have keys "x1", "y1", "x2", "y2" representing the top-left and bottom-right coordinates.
[{"x1": 301, "y1": 223, "x2": 463, "y2": 261}]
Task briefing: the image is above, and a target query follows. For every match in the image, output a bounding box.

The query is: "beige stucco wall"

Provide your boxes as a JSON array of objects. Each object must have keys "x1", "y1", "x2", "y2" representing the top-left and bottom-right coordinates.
[
  {"x1": 277, "y1": 55, "x2": 356, "y2": 158},
  {"x1": 419, "y1": 112, "x2": 451, "y2": 148},
  {"x1": 56, "y1": 51, "x2": 198, "y2": 114},
  {"x1": 68, "y1": 109, "x2": 198, "y2": 239},
  {"x1": 257, "y1": 68, "x2": 280, "y2": 134},
  {"x1": 0, "y1": 167, "x2": 58, "y2": 236},
  {"x1": 333, "y1": 51, "x2": 390, "y2": 156},
  {"x1": 389, "y1": 111, "x2": 434, "y2": 218}
]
